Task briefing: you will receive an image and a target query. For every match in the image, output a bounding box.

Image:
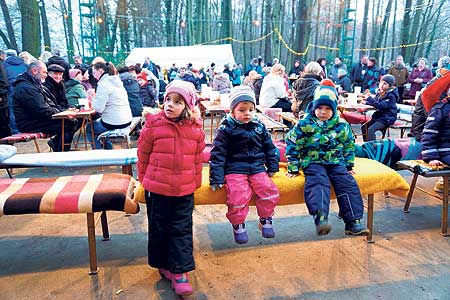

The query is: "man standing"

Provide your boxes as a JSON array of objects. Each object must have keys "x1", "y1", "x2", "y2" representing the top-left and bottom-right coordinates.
[
  {"x1": 0, "y1": 55, "x2": 11, "y2": 138},
  {"x1": 13, "y1": 61, "x2": 77, "y2": 152},
  {"x1": 388, "y1": 55, "x2": 409, "y2": 102},
  {"x1": 3, "y1": 49, "x2": 27, "y2": 134},
  {"x1": 350, "y1": 55, "x2": 368, "y2": 91}
]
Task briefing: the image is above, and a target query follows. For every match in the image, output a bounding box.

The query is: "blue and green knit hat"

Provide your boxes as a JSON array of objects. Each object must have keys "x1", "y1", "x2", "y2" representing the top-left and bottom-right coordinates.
[{"x1": 311, "y1": 79, "x2": 338, "y2": 113}]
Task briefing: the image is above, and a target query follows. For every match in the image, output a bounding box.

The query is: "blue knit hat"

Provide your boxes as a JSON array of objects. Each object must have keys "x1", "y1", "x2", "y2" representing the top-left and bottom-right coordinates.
[
  {"x1": 311, "y1": 79, "x2": 338, "y2": 113},
  {"x1": 229, "y1": 86, "x2": 256, "y2": 111}
]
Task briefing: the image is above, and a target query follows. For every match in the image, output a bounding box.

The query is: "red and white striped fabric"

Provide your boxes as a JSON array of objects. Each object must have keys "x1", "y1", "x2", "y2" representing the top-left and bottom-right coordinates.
[
  {"x1": 1, "y1": 133, "x2": 50, "y2": 143},
  {"x1": 0, "y1": 173, "x2": 138, "y2": 216}
]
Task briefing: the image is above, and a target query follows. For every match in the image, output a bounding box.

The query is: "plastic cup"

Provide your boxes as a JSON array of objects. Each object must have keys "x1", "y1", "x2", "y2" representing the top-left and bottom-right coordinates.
[{"x1": 354, "y1": 86, "x2": 361, "y2": 94}]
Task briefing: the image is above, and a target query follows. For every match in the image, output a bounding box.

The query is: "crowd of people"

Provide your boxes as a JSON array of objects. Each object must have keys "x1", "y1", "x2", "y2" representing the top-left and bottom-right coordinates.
[{"x1": 1, "y1": 47, "x2": 450, "y2": 297}]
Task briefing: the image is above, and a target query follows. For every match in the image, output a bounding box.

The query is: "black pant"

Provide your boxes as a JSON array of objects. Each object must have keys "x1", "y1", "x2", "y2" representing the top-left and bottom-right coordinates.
[
  {"x1": 19, "y1": 118, "x2": 78, "y2": 152},
  {"x1": 273, "y1": 97, "x2": 292, "y2": 112},
  {"x1": 145, "y1": 191, "x2": 195, "y2": 274},
  {"x1": 0, "y1": 98, "x2": 11, "y2": 138}
]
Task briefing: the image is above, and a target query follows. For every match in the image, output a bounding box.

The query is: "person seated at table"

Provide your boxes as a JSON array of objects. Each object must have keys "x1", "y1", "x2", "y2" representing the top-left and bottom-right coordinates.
[
  {"x1": 212, "y1": 66, "x2": 232, "y2": 94},
  {"x1": 291, "y1": 61, "x2": 322, "y2": 118},
  {"x1": 137, "y1": 72, "x2": 158, "y2": 108},
  {"x1": 259, "y1": 64, "x2": 292, "y2": 112},
  {"x1": 335, "y1": 68, "x2": 352, "y2": 93},
  {"x1": 66, "y1": 69, "x2": 87, "y2": 108},
  {"x1": 44, "y1": 64, "x2": 69, "y2": 109},
  {"x1": 118, "y1": 66, "x2": 143, "y2": 117},
  {"x1": 243, "y1": 70, "x2": 263, "y2": 104},
  {"x1": 13, "y1": 61, "x2": 77, "y2": 152},
  {"x1": 360, "y1": 74, "x2": 398, "y2": 141},
  {"x1": 87, "y1": 61, "x2": 132, "y2": 150}
]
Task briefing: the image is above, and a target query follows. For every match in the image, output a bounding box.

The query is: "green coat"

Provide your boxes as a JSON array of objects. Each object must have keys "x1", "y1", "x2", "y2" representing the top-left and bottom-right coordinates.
[{"x1": 65, "y1": 78, "x2": 87, "y2": 107}]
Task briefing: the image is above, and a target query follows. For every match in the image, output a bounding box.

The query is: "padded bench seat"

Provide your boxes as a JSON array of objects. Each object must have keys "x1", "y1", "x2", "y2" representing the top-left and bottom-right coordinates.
[
  {"x1": 0, "y1": 132, "x2": 50, "y2": 153},
  {"x1": 0, "y1": 173, "x2": 139, "y2": 274}
]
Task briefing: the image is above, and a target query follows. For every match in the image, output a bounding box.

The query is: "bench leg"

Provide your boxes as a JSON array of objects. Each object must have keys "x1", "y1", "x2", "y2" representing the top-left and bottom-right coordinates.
[
  {"x1": 366, "y1": 194, "x2": 374, "y2": 243},
  {"x1": 441, "y1": 176, "x2": 449, "y2": 237},
  {"x1": 121, "y1": 165, "x2": 133, "y2": 176},
  {"x1": 86, "y1": 213, "x2": 99, "y2": 275},
  {"x1": 403, "y1": 173, "x2": 419, "y2": 213},
  {"x1": 100, "y1": 211, "x2": 111, "y2": 241}
]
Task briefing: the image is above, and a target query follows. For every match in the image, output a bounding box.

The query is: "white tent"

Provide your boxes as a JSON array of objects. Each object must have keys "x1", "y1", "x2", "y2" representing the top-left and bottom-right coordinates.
[{"x1": 125, "y1": 44, "x2": 235, "y2": 69}]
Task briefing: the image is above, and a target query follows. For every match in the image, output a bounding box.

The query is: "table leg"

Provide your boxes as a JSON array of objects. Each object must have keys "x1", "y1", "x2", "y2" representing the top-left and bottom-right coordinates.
[
  {"x1": 61, "y1": 119, "x2": 65, "y2": 152},
  {"x1": 210, "y1": 112, "x2": 214, "y2": 142},
  {"x1": 441, "y1": 176, "x2": 449, "y2": 236},
  {"x1": 100, "y1": 211, "x2": 110, "y2": 241},
  {"x1": 86, "y1": 213, "x2": 99, "y2": 275},
  {"x1": 89, "y1": 116, "x2": 96, "y2": 149}
]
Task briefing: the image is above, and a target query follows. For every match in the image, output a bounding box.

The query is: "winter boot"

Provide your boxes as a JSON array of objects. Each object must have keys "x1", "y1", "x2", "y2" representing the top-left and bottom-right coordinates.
[
  {"x1": 171, "y1": 273, "x2": 193, "y2": 296},
  {"x1": 344, "y1": 219, "x2": 370, "y2": 236},
  {"x1": 314, "y1": 211, "x2": 332, "y2": 236},
  {"x1": 158, "y1": 268, "x2": 172, "y2": 280},
  {"x1": 232, "y1": 223, "x2": 248, "y2": 244},
  {"x1": 259, "y1": 217, "x2": 275, "y2": 238}
]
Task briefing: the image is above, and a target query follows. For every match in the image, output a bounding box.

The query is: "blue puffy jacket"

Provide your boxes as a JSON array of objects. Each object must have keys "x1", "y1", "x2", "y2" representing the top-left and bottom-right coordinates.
[
  {"x1": 209, "y1": 114, "x2": 279, "y2": 185},
  {"x1": 421, "y1": 101, "x2": 450, "y2": 163},
  {"x1": 365, "y1": 88, "x2": 399, "y2": 125}
]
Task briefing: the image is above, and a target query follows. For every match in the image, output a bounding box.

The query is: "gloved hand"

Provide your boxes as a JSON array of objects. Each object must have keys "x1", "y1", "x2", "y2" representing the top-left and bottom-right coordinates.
[
  {"x1": 267, "y1": 172, "x2": 275, "y2": 177},
  {"x1": 211, "y1": 184, "x2": 223, "y2": 191}
]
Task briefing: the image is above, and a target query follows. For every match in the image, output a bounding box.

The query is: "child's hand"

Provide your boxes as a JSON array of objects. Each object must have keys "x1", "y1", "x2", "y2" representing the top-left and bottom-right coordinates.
[
  {"x1": 348, "y1": 169, "x2": 356, "y2": 175},
  {"x1": 286, "y1": 173, "x2": 297, "y2": 178},
  {"x1": 428, "y1": 160, "x2": 443, "y2": 166},
  {"x1": 211, "y1": 184, "x2": 223, "y2": 191},
  {"x1": 267, "y1": 172, "x2": 276, "y2": 177}
]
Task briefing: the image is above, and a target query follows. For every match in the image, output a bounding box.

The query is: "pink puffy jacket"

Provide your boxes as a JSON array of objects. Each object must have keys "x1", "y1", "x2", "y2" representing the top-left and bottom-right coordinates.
[{"x1": 137, "y1": 111, "x2": 205, "y2": 197}]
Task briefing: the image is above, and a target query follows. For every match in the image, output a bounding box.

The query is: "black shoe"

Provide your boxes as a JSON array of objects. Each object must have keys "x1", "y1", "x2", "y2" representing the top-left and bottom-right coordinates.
[
  {"x1": 47, "y1": 139, "x2": 56, "y2": 151},
  {"x1": 314, "y1": 211, "x2": 332, "y2": 236},
  {"x1": 344, "y1": 220, "x2": 369, "y2": 236}
]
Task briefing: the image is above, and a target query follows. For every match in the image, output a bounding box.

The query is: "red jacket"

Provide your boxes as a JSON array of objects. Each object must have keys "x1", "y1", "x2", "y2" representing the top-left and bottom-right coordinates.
[{"x1": 137, "y1": 111, "x2": 205, "y2": 196}]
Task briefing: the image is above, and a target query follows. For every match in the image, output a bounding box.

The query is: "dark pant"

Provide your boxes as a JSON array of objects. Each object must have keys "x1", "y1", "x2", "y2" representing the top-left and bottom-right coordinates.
[
  {"x1": 361, "y1": 119, "x2": 388, "y2": 141},
  {"x1": 19, "y1": 118, "x2": 78, "y2": 152},
  {"x1": 397, "y1": 86, "x2": 405, "y2": 103},
  {"x1": 303, "y1": 164, "x2": 364, "y2": 223},
  {"x1": 273, "y1": 97, "x2": 292, "y2": 112},
  {"x1": 0, "y1": 98, "x2": 11, "y2": 138},
  {"x1": 145, "y1": 191, "x2": 195, "y2": 274}
]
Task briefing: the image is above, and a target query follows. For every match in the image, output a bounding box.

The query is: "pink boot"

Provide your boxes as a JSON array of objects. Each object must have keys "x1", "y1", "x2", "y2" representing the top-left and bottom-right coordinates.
[
  {"x1": 171, "y1": 273, "x2": 193, "y2": 296},
  {"x1": 158, "y1": 269, "x2": 172, "y2": 280}
]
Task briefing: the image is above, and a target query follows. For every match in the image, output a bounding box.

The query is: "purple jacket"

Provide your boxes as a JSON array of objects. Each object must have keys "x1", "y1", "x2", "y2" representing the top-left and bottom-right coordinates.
[{"x1": 408, "y1": 67, "x2": 433, "y2": 97}]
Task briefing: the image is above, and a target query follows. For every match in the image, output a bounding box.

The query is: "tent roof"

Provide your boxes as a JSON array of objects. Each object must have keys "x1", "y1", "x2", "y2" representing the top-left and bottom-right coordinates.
[{"x1": 125, "y1": 44, "x2": 235, "y2": 70}]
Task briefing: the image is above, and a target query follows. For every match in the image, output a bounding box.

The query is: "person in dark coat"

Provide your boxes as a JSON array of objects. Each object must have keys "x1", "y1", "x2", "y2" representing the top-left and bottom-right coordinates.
[
  {"x1": 350, "y1": 55, "x2": 368, "y2": 90},
  {"x1": 3, "y1": 49, "x2": 27, "y2": 134},
  {"x1": 13, "y1": 61, "x2": 77, "y2": 151},
  {"x1": 335, "y1": 68, "x2": 352, "y2": 93},
  {"x1": 47, "y1": 49, "x2": 71, "y2": 82},
  {"x1": 288, "y1": 60, "x2": 304, "y2": 79},
  {"x1": 136, "y1": 72, "x2": 157, "y2": 107},
  {"x1": 421, "y1": 94, "x2": 450, "y2": 166},
  {"x1": 361, "y1": 57, "x2": 381, "y2": 93},
  {"x1": 0, "y1": 59, "x2": 11, "y2": 138},
  {"x1": 209, "y1": 86, "x2": 279, "y2": 244},
  {"x1": 291, "y1": 61, "x2": 322, "y2": 118},
  {"x1": 361, "y1": 74, "x2": 398, "y2": 141},
  {"x1": 118, "y1": 66, "x2": 143, "y2": 117},
  {"x1": 44, "y1": 64, "x2": 69, "y2": 109}
]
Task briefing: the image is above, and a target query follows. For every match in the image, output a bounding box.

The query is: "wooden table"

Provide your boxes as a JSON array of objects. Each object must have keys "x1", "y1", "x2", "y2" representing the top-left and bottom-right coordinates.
[
  {"x1": 397, "y1": 160, "x2": 449, "y2": 236},
  {"x1": 52, "y1": 109, "x2": 96, "y2": 151},
  {"x1": 276, "y1": 111, "x2": 298, "y2": 125},
  {"x1": 255, "y1": 113, "x2": 288, "y2": 139},
  {"x1": 199, "y1": 101, "x2": 229, "y2": 142}
]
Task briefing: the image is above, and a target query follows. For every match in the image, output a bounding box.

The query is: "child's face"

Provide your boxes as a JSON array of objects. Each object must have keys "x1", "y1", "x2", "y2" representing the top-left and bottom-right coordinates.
[
  {"x1": 314, "y1": 105, "x2": 333, "y2": 121},
  {"x1": 378, "y1": 80, "x2": 390, "y2": 92},
  {"x1": 164, "y1": 93, "x2": 186, "y2": 119},
  {"x1": 137, "y1": 78, "x2": 146, "y2": 86},
  {"x1": 232, "y1": 101, "x2": 255, "y2": 123}
]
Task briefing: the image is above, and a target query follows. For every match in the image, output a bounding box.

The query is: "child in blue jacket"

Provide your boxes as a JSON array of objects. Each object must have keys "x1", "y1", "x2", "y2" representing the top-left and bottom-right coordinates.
[{"x1": 361, "y1": 74, "x2": 399, "y2": 141}]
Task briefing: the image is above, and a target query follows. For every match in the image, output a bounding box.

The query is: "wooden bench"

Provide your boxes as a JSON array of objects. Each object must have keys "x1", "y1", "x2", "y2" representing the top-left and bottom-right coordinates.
[
  {"x1": 397, "y1": 160, "x2": 449, "y2": 236},
  {"x1": 0, "y1": 132, "x2": 50, "y2": 153},
  {"x1": 136, "y1": 158, "x2": 410, "y2": 243},
  {"x1": 0, "y1": 173, "x2": 139, "y2": 274}
]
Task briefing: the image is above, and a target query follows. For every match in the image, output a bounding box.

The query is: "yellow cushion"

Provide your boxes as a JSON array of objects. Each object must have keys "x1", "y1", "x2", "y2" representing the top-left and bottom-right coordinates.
[{"x1": 135, "y1": 158, "x2": 410, "y2": 205}]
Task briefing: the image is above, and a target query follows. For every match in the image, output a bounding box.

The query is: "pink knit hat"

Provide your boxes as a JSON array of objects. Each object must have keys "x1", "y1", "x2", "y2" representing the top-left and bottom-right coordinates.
[
  {"x1": 164, "y1": 80, "x2": 198, "y2": 110},
  {"x1": 69, "y1": 69, "x2": 81, "y2": 78}
]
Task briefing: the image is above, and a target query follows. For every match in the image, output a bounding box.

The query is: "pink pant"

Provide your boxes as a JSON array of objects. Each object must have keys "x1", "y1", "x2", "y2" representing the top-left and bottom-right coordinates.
[{"x1": 225, "y1": 172, "x2": 280, "y2": 225}]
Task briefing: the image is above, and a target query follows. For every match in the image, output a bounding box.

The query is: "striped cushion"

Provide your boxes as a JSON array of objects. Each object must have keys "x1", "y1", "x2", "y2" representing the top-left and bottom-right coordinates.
[
  {"x1": 0, "y1": 173, "x2": 139, "y2": 216},
  {"x1": 1, "y1": 132, "x2": 49, "y2": 143},
  {"x1": 341, "y1": 111, "x2": 371, "y2": 124}
]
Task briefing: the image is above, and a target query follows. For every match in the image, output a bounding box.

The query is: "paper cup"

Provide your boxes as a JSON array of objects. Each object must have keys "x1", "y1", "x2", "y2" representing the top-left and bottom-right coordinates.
[{"x1": 354, "y1": 86, "x2": 361, "y2": 94}]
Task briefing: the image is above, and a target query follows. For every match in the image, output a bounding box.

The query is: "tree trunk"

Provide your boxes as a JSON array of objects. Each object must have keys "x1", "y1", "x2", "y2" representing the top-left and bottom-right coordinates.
[
  {"x1": 96, "y1": 0, "x2": 109, "y2": 57},
  {"x1": 0, "y1": 0, "x2": 18, "y2": 50},
  {"x1": 39, "y1": 0, "x2": 51, "y2": 52},
  {"x1": 425, "y1": 0, "x2": 445, "y2": 58},
  {"x1": 374, "y1": 0, "x2": 392, "y2": 61},
  {"x1": 18, "y1": 0, "x2": 41, "y2": 57},
  {"x1": 390, "y1": 0, "x2": 398, "y2": 60},
  {"x1": 406, "y1": 0, "x2": 424, "y2": 64},
  {"x1": 400, "y1": 0, "x2": 413, "y2": 58},
  {"x1": 360, "y1": 0, "x2": 370, "y2": 55},
  {"x1": 66, "y1": 0, "x2": 75, "y2": 61},
  {"x1": 264, "y1": 0, "x2": 272, "y2": 61},
  {"x1": 221, "y1": 0, "x2": 232, "y2": 39}
]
